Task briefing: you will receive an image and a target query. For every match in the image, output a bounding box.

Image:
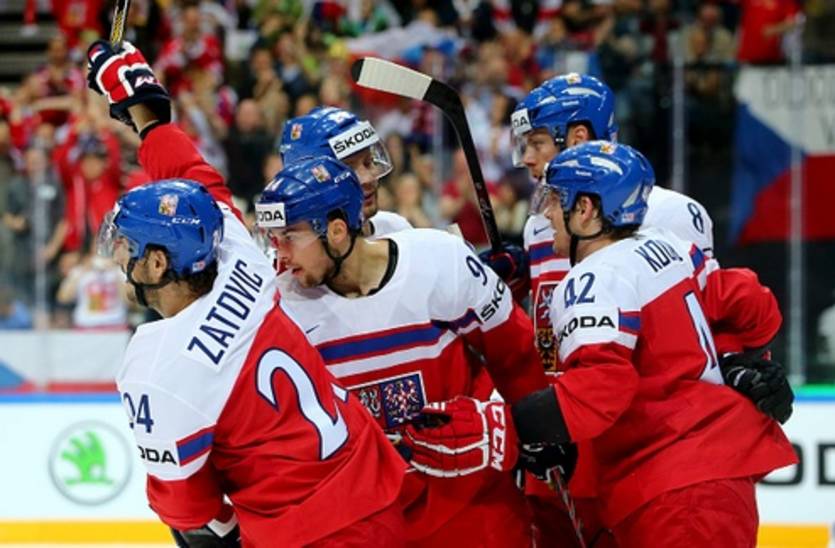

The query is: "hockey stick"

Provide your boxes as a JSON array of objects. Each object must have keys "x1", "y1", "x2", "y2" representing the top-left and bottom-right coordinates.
[
  {"x1": 351, "y1": 57, "x2": 502, "y2": 253},
  {"x1": 109, "y1": 0, "x2": 131, "y2": 48}
]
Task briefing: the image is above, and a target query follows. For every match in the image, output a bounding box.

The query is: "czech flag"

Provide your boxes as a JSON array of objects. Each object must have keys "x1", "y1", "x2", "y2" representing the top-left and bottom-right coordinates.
[{"x1": 730, "y1": 65, "x2": 835, "y2": 245}]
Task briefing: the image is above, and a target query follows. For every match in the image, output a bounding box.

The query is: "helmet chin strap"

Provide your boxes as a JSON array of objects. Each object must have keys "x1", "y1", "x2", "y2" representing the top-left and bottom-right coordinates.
[
  {"x1": 321, "y1": 231, "x2": 359, "y2": 285},
  {"x1": 126, "y1": 258, "x2": 176, "y2": 308},
  {"x1": 563, "y1": 211, "x2": 607, "y2": 267}
]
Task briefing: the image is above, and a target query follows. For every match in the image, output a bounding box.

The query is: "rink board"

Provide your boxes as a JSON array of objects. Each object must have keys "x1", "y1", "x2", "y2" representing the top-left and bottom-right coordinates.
[{"x1": 0, "y1": 393, "x2": 831, "y2": 545}]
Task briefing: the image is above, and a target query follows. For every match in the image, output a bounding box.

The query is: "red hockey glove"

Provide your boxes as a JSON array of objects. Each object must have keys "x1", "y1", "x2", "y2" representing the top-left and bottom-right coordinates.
[
  {"x1": 402, "y1": 396, "x2": 519, "y2": 478},
  {"x1": 86, "y1": 40, "x2": 171, "y2": 132}
]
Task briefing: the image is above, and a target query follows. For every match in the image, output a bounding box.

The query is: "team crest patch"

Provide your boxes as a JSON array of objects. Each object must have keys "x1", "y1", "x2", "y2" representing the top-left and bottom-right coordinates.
[
  {"x1": 599, "y1": 142, "x2": 616, "y2": 155},
  {"x1": 565, "y1": 73, "x2": 582, "y2": 84},
  {"x1": 534, "y1": 282, "x2": 560, "y2": 370},
  {"x1": 311, "y1": 164, "x2": 330, "y2": 182},
  {"x1": 290, "y1": 123, "x2": 303, "y2": 140},
  {"x1": 159, "y1": 194, "x2": 179, "y2": 216},
  {"x1": 350, "y1": 372, "x2": 426, "y2": 430}
]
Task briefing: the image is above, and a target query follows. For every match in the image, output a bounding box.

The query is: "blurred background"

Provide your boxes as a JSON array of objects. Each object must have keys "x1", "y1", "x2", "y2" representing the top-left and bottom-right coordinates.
[{"x1": 0, "y1": 0, "x2": 832, "y2": 545}]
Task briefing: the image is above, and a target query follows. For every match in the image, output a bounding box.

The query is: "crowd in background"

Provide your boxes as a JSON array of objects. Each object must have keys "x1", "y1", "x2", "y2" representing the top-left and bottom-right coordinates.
[{"x1": 0, "y1": 0, "x2": 831, "y2": 353}]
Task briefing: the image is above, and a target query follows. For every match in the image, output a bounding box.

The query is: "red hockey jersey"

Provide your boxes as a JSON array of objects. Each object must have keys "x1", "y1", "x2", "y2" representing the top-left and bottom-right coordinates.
[
  {"x1": 549, "y1": 227, "x2": 797, "y2": 526},
  {"x1": 119, "y1": 124, "x2": 405, "y2": 546}
]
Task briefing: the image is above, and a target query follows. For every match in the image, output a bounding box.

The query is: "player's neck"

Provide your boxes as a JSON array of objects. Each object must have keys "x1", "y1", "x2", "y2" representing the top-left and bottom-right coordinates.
[
  {"x1": 327, "y1": 238, "x2": 390, "y2": 298},
  {"x1": 575, "y1": 236, "x2": 616, "y2": 263},
  {"x1": 152, "y1": 282, "x2": 200, "y2": 318}
]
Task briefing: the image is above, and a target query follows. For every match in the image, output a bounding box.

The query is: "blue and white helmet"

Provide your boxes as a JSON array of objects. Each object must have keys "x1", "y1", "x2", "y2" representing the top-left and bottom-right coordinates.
[
  {"x1": 511, "y1": 73, "x2": 617, "y2": 166},
  {"x1": 543, "y1": 141, "x2": 654, "y2": 228},
  {"x1": 279, "y1": 106, "x2": 392, "y2": 179},
  {"x1": 97, "y1": 180, "x2": 224, "y2": 275},
  {"x1": 255, "y1": 156, "x2": 364, "y2": 238}
]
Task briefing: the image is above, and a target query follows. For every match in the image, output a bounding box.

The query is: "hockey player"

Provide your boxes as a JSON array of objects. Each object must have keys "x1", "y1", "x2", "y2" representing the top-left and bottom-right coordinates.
[
  {"x1": 277, "y1": 106, "x2": 412, "y2": 238},
  {"x1": 410, "y1": 142, "x2": 798, "y2": 546},
  {"x1": 254, "y1": 156, "x2": 549, "y2": 546},
  {"x1": 87, "y1": 40, "x2": 406, "y2": 547},
  {"x1": 513, "y1": 142, "x2": 797, "y2": 545}
]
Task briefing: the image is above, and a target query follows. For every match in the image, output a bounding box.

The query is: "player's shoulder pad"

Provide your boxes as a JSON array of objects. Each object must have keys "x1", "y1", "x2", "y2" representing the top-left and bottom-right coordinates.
[
  {"x1": 551, "y1": 258, "x2": 639, "y2": 361},
  {"x1": 368, "y1": 210, "x2": 413, "y2": 238},
  {"x1": 117, "y1": 381, "x2": 216, "y2": 481},
  {"x1": 523, "y1": 213, "x2": 554, "y2": 251}
]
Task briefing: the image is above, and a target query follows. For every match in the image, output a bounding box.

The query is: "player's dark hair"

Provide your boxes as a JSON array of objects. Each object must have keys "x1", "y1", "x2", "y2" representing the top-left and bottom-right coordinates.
[
  {"x1": 145, "y1": 244, "x2": 218, "y2": 298},
  {"x1": 583, "y1": 194, "x2": 640, "y2": 240},
  {"x1": 326, "y1": 209, "x2": 362, "y2": 236}
]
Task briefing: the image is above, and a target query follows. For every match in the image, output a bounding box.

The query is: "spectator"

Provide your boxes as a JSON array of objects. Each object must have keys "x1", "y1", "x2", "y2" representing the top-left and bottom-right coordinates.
[
  {"x1": 5, "y1": 147, "x2": 66, "y2": 303},
  {"x1": 56, "y1": 254, "x2": 128, "y2": 329},
  {"x1": 30, "y1": 35, "x2": 85, "y2": 128},
  {"x1": 154, "y1": 2, "x2": 223, "y2": 96},
  {"x1": 393, "y1": 173, "x2": 433, "y2": 228},
  {"x1": 0, "y1": 285, "x2": 33, "y2": 330},
  {"x1": 50, "y1": 0, "x2": 106, "y2": 50},
  {"x1": 439, "y1": 148, "x2": 491, "y2": 246},
  {"x1": 682, "y1": 3, "x2": 735, "y2": 64},
  {"x1": 55, "y1": 133, "x2": 121, "y2": 260},
  {"x1": 223, "y1": 99, "x2": 273, "y2": 211},
  {"x1": 736, "y1": 0, "x2": 802, "y2": 64}
]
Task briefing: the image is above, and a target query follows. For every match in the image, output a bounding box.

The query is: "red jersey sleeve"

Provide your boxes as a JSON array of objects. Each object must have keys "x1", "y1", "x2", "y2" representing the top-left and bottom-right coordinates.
[
  {"x1": 147, "y1": 465, "x2": 224, "y2": 530},
  {"x1": 139, "y1": 124, "x2": 242, "y2": 220},
  {"x1": 702, "y1": 266, "x2": 782, "y2": 354}
]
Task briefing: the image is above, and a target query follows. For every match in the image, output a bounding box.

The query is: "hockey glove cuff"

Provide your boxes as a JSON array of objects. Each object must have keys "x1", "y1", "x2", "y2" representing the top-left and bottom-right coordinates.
[
  {"x1": 402, "y1": 396, "x2": 519, "y2": 478},
  {"x1": 720, "y1": 352, "x2": 794, "y2": 424},
  {"x1": 479, "y1": 242, "x2": 530, "y2": 302}
]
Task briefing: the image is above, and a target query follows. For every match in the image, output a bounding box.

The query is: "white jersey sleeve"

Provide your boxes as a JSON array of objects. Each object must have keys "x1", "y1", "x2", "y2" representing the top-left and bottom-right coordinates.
[
  {"x1": 367, "y1": 211, "x2": 412, "y2": 239},
  {"x1": 426, "y1": 229, "x2": 514, "y2": 332},
  {"x1": 551, "y1": 257, "x2": 641, "y2": 364},
  {"x1": 644, "y1": 187, "x2": 714, "y2": 257}
]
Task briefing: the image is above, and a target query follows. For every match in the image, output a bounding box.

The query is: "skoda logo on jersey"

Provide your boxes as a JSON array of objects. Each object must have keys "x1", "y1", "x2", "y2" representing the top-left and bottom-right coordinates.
[
  {"x1": 328, "y1": 121, "x2": 379, "y2": 159},
  {"x1": 48, "y1": 421, "x2": 132, "y2": 506},
  {"x1": 255, "y1": 202, "x2": 286, "y2": 228},
  {"x1": 511, "y1": 109, "x2": 532, "y2": 136},
  {"x1": 556, "y1": 314, "x2": 616, "y2": 346}
]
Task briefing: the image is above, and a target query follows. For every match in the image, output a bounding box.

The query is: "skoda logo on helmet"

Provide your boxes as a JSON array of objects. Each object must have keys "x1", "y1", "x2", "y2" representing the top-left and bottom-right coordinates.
[
  {"x1": 255, "y1": 202, "x2": 286, "y2": 228},
  {"x1": 328, "y1": 121, "x2": 379, "y2": 159},
  {"x1": 511, "y1": 109, "x2": 532, "y2": 136}
]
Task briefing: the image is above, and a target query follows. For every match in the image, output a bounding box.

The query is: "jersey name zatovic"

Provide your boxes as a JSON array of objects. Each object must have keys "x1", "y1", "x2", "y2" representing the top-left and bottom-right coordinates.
[
  {"x1": 549, "y1": 226, "x2": 796, "y2": 526},
  {"x1": 118, "y1": 124, "x2": 404, "y2": 546},
  {"x1": 277, "y1": 228, "x2": 542, "y2": 539}
]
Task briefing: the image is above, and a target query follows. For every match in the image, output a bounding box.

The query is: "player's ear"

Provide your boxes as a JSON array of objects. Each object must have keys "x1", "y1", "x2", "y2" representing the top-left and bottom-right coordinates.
[
  {"x1": 146, "y1": 248, "x2": 170, "y2": 283},
  {"x1": 326, "y1": 217, "x2": 349, "y2": 247}
]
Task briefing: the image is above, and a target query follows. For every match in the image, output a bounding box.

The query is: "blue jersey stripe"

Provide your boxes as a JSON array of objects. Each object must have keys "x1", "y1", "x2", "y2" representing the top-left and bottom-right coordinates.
[{"x1": 319, "y1": 324, "x2": 445, "y2": 363}]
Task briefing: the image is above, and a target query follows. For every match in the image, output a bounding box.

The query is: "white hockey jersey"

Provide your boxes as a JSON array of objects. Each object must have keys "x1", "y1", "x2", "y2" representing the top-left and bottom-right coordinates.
[
  {"x1": 367, "y1": 210, "x2": 412, "y2": 239},
  {"x1": 276, "y1": 227, "x2": 545, "y2": 538}
]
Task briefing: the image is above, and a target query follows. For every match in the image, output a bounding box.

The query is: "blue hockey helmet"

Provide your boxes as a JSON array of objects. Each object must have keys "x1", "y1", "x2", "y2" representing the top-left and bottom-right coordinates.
[
  {"x1": 279, "y1": 106, "x2": 392, "y2": 179},
  {"x1": 255, "y1": 156, "x2": 364, "y2": 239},
  {"x1": 511, "y1": 73, "x2": 617, "y2": 166},
  {"x1": 97, "y1": 179, "x2": 224, "y2": 276},
  {"x1": 542, "y1": 141, "x2": 654, "y2": 229}
]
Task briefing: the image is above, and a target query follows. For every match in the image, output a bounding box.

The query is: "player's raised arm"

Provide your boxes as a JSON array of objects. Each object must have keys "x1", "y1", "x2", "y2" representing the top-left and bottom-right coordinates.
[{"x1": 85, "y1": 40, "x2": 239, "y2": 218}]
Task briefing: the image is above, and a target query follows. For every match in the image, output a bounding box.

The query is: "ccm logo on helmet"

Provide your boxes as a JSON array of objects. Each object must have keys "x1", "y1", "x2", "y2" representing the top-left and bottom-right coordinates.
[
  {"x1": 329, "y1": 121, "x2": 379, "y2": 159},
  {"x1": 255, "y1": 203, "x2": 286, "y2": 228}
]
